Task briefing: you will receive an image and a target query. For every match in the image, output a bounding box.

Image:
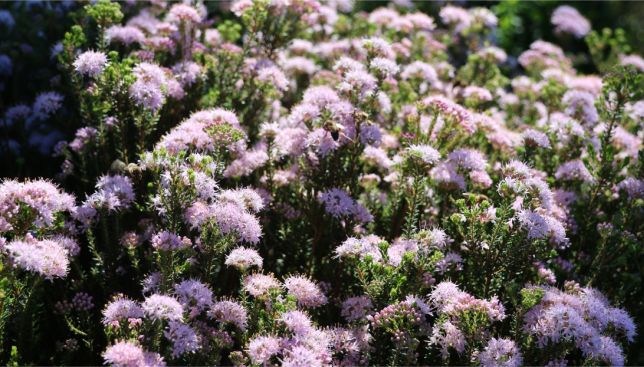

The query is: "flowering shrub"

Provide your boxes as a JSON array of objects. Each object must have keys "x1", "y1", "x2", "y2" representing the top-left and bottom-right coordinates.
[{"x1": 0, "y1": 1, "x2": 642, "y2": 366}]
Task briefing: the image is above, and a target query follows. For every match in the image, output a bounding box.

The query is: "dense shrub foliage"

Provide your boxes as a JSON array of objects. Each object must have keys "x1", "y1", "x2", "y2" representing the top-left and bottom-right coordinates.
[{"x1": 0, "y1": 1, "x2": 643, "y2": 366}]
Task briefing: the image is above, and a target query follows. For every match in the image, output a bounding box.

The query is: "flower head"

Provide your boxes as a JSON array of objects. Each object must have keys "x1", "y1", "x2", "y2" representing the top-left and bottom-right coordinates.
[
  {"x1": 247, "y1": 335, "x2": 282, "y2": 365},
  {"x1": 164, "y1": 321, "x2": 200, "y2": 358},
  {"x1": 173, "y1": 280, "x2": 213, "y2": 313},
  {"x1": 551, "y1": 6, "x2": 591, "y2": 38},
  {"x1": 225, "y1": 247, "x2": 263, "y2": 270},
  {"x1": 0, "y1": 179, "x2": 75, "y2": 233},
  {"x1": 4, "y1": 237, "x2": 69, "y2": 279},
  {"x1": 103, "y1": 296, "x2": 144, "y2": 327},
  {"x1": 209, "y1": 300, "x2": 248, "y2": 330},
  {"x1": 284, "y1": 275, "x2": 328, "y2": 308},
  {"x1": 142, "y1": 294, "x2": 183, "y2": 321},
  {"x1": 33, "y1": 92, "x2": 64, "y2": 120},
  {"x1": 103, "y1": 341, "x2": 165, "y2": 367},
  {"x1": 243, "y1": 273, "x2": 281, "y2": 297},
  {"x1": 479, "y1": 338, "x2": 523, "y2": 367},
  {"x1": 73, "y1": 50, "x2": 108, "y2": 77},
  {"x1": 151, "y1": 231, "x2": 192, "y2": 251}
]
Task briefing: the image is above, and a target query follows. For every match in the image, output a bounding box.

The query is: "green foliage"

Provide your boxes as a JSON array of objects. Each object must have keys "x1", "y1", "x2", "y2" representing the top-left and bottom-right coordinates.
[
  {"x1": 586, "y1": 28, "x2": 632, "y2": 73},
  {"x1": 520, "y1": 287, "x2": 545, "y2": 309},
  {"x1": 493, "y1": 0, "x2": 553, "y2": 56},
  {"x1": 217, "y1": 20, "x2": 243, "y2": 43},
  {"x1": 6, "y1": 346, "x2": 20, "y2": 367},
  {"x1": 84, "y1": 0, "x2": 123, "y2": 28},
  {"x1": 457, "y1": 54, "x2": 508, "y2": 91}
]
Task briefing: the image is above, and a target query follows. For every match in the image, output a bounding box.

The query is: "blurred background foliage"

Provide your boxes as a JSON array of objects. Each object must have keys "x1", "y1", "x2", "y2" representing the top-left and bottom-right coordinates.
[
  {"x1": 488, "y1": 0, "x2": 643, "y2": 57},
  {"x1": 358, "y1": 1, "x2": 644, "y2": 59}
]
